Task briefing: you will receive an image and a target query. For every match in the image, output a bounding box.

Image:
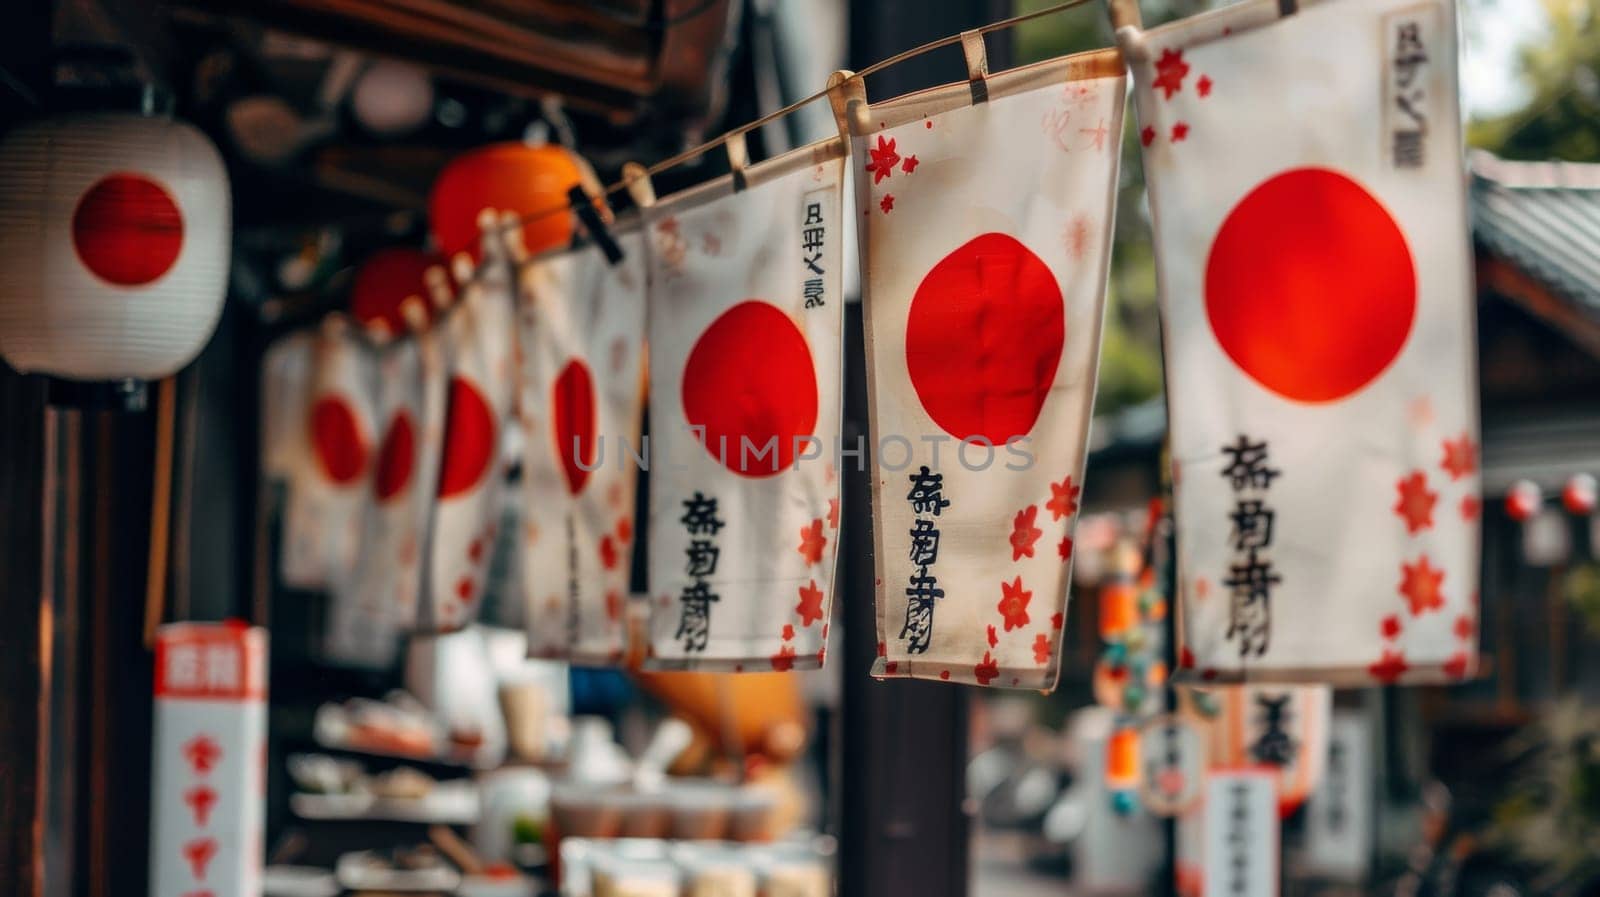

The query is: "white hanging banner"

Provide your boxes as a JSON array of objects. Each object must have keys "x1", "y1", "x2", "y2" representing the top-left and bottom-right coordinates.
[
  {"x1": 516, "y1": 229, "x2": 647, "y2": 665},
  {"x1": 1124, "y1": 0, "x2": 1480, "y2": 683},
  {"x1": 854, "y1": 49, "x2": 1126, "y2": 690},
  {"x1": 641, "y1": 140, "x2": 846, "y2": 671},
  {"x1": 285, "y1": 322, "x2": 375, "y2": 593},
  {"x1": 423, "y1": 244, "x2": 517, "y2": 632}
]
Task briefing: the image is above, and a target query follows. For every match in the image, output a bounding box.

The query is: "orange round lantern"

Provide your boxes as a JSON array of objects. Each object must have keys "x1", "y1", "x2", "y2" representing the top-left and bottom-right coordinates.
[
  {"x1": 428, "y1": 143, "x2": 583, "y2": 264},
  {"x1": 350, "y1": 246, "x2": 436, "y2": 337}
]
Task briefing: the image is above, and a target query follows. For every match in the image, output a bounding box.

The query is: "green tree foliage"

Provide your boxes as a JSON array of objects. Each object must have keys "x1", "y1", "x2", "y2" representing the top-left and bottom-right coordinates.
[{"x1": 1469, "y1": 0, "x2": 1600, "y2": 161}]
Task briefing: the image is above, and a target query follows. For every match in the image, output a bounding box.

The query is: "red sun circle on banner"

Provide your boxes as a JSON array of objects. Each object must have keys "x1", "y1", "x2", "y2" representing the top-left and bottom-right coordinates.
[
  {"x1": 310, "y1": 397, "x2": 369, "y2": 485},
  {"x1": 906, "y1": 232, "x2": 1065, "y2": 444},
  {"x1": 374, "y1": 411, "x2": 416, "y2": 502},
  {"x1": 553, "y1": 358, "x2": 598, "y2": 495},
  {"x1": 1205, "y1": 167, "x2": 1417, "y2": 403},
  {"x1": 437, "y1": 376, "x2": 496, "y2": 499},
  {"x1": 72, "y1": 173, "x2": 185, "y2": 287},
  {"x1": 681, "y1": 300, "x2": 818, "y2": 477}
]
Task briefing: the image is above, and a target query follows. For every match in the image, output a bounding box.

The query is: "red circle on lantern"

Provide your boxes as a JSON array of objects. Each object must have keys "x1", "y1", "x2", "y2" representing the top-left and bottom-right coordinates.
[
  {"x1": 437, "y1": 376, "x2": 497, "y2": 499},
  {"x1": 374, "y1": 411, "x2": 417, "y2": 502},
  {"x1": 553, "y1": 358, "x2": 598, "y2": 495},
  {"x1": 351, "y1": 248, "x2": 436, "y2": 336},
  {"x1": 428, "y1": 143, "x2": 582, "y2": 263},
  {"x1": 310, "y1": 396, "x2": 369, "y2": 485},
  {"x1": 71, "y1": 173, "x2": 185, "y2": 287},
  {"x1": 681, "y1": 301, "x2": 818, "y2": 477},
  {"x1": 905, "y1": 232, "x2": 1065, "y2": 444},
  {"x1": 1206, "y1": 167, "x2": 1416, "y2": 403}
]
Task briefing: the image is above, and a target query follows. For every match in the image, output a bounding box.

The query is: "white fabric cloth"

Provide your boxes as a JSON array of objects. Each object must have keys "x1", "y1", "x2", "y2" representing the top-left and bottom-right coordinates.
[
  {"x1": 516, "y1": 231, "x2": 647, "y2": 664},
  {"x1": 856, "y1": 55, "x2": 1126, "y2": 690},
  {"x1": 641, "y1": 145, "x2": 846, "y2": 671},
  {"x1": 1126, "y1": 0, "x2": 1480, "y2": 683},
  {"x1": 422, "y1": 249, "x2": 517, "y2": 632}
]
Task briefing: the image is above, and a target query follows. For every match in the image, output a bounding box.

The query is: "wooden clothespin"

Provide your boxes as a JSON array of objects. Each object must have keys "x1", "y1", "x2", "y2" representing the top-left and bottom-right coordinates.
[{"x1": 960, "y1": 29, "x2": 990, "y2": 105}]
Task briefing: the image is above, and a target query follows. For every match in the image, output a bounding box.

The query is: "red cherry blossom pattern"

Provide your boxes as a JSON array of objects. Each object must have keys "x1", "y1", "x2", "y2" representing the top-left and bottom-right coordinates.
[
  {"x1": 866, "y1": 135, "x2": 900, "y2": 183},
  {"x1": 1440, "y1": 433, "x2": 1477, "y2": 480},
  {"x1": 796, "y1": 580, "x2": 825, "y2": 627},
  {"x1": 1046, "y1": 476, "x2": 1080, "y2": 520},
  {"x1": 974, "y1": 652, "x2": 1000, "y2": 686},
  {"x1": 1399, "y1": 556, "x2": 1445, "y2": 616},
  {"x1": 1394, "y1": 472, "x2": 1438, "y2": 534},
  {"x1": 1369, "y1": 649, "x2": 1409, "y2": 683},
  {"x1": 1033, "y1": 633, "x2": 1052, "y2": 665},
  {"x1": 1152, "y1": 48, "x2": 1190, "y2": 99},
  {"x1": 798, "y1": 519, "x2": 827, "y2": 565},
  {"x1": 1010, "y1": 505, "x2": 1043, "y2": 561},
  {"x1": 998, "y1": 577, "x2": 1032, "y2": 631}
]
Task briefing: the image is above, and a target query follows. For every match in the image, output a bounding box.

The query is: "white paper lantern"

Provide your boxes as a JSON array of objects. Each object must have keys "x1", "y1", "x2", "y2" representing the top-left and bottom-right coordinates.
[{"x1": 0, "y1": 112, "x2": 231, "y2": 381}]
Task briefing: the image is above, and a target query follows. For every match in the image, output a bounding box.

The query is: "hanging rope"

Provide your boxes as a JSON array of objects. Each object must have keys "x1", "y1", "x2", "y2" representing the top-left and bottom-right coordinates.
[{"x1": 480, "y1": 0, "x2": 1100, "y2": 243}]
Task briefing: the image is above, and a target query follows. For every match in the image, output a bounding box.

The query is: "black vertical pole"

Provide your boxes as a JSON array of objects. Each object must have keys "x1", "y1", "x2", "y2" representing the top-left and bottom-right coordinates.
[{"x1": 837, "y1": 10, "x2": 1010, "y2": 897}]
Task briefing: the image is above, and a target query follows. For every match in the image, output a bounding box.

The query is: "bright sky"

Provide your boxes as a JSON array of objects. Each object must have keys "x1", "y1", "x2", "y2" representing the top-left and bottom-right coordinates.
[{"x1": 1460, "y1": 0, "x2": 1549, "y2": 117}]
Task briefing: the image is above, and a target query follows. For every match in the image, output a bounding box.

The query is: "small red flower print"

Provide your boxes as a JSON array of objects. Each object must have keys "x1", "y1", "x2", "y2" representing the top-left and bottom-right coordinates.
[
  {"x1": 985, "y1": 624, "x2": 999, "y2": 649},
  {"x1": 606, "y1": 590, "x2": 623, "y2": 622},
  {"x1": 1197, "y1": 75, "x2": 1213, "y2": 97},
  {"x1": 184, "y1": 837, "x2": 219, "y2": 880},
  {"x1": 782, "y1": 623, "x2": 796, "y2": 641},
  {"x1": 876, "y1": 640, "x2": 887, "y2": 657},
  {"x1": 1057, "y1": 536, "x2": 1074, "y2": 560},
  {"x1": 998, "y1": 576, "x2": 1032, "y2": 631},
  {"x1": 1179, "y1": 646, "x2": 1196, "y2": 669},
  {"x1": 796, "y1": 580, "x2": 825, "y2": 627},
  {"x1": 1399, "y1": 555, "x2": 1446, "y2": 616},
  {"x1": 823, "y1": 623, "x2": 829, "y2": 638},
  {"x1": 184, "y1": 784, "x2": 218, "y2": 827},
  {"x1": 974, "y1": 651, "x2": 1000, "y2": 686},
  {"x1": 1140, "y1": 125, "x2": 1156, "y2": 146},
  {"x1": 1010, "y1": 505, "x2": 1043, "y2": 560},
  {"x1": 938, "y1": 669, "x2": 949, "y2": 679},
  {"x1": 1047, "y1": 476, "x2": 1081, "y2": 520},
  {"x1": 1152, "y1": 48, "x2": 1190, "y2": 99},
  {"x1": 798, "y1": 519, "x2": 827, "y2": 565},
  {"x1": 1395, "y1": 471, "x2": 1438, "y2": 534},
  {"x1": 1454, "y1": 614, "x2": 1476, "y2": 641},
  {"x1": 1441, "y1": 433, "x2": 1477, "y2": 480},
  {"x1": 901, "y1": 154, "x2": 920, "y2": 174},
  {"x1": 599, "y1": 535, "x2": 619, "y2": 570},
  {"x1": 616, "y1": 516, "x2": 633, "y2": 544},
  {"x1": 866, "y1": 135, "x2": 900, "y2": 183},
  {"x1": 1443, "y1": 652, "x2": 1470, "y2": 679},
  {"x1": 925, "y1": 120, "x2": 933, "y2": 129},
  {"x1": 1381, "y1": 614, "x2": 1402, "y2": 640},
  {"x1": 1460, "y1": 495, "x2": 1481, "y2": 521},
  {"x1": 880, "y1": 194, "x2": 895, "y2": 214},
  {"x1": 1033, "y1": 633, "x2": 1052, "y2": 664},
  {"x1": 817, "y1": 647, "x2": 827, "y2": 666},
  {"x1": 1170, "y1": 122, "x2": 1189, "y2": 142},
  {"x1": 1194, "y1": 577, "x2": 1210, "y2": 600},
  {"x1": 1369, "y1": 649, "x2": 1409, "y2": 683},
  {"x1": 828, "y1": 497, "x2": 839, "y2": 529},
  {"x1": 1051, "y1": 611, "x2": 1064, "y2": 630},
  {"x1": 183, "y1": 735, "x2": 221, "y2": 774},
  {"x1": 455, "y1": 577, "x2": 474, "y2": 601},
  {"x1": 468, "y1": 539, "x2": 485, "y2": 562},
  {"x1": 771, "y1": 645, "x2": 797, "y2": 672}
]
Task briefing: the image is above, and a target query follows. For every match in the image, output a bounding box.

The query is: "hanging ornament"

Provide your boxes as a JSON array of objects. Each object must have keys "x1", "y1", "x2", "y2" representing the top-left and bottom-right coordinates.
[
  {"x1": 1562, "y1": 473, "x2": 1597, "y2": 516},
  {"x1": 1506, "y1": 479, "x2": 1542, "y2": 522},
  {"x1": 0, "y1": 112, "x2": 231, "y2": 383},
  {"x1": 428, "y1": 142, "x2": 584, "y2": 266},
  {"x1": 349, "y1": 246, "x2": 437, "y2": 337}
]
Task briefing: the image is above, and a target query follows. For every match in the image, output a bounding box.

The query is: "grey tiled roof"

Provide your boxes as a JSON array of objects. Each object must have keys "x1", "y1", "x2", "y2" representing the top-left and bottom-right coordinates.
[{"x1": 1471, "y1": 150, "x2": 1600, "y2": 324}]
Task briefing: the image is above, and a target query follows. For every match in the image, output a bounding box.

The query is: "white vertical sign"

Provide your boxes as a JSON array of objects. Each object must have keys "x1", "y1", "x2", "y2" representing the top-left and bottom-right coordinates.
[
  {"x1": 1303, "y1": 711, "x2": 1374, "y2": 879},
  {"x1": 1203, "y1": 769, "x2": 1278, "y2": 897},
  {"x1": 150, "y1": 623, "x2": 268, "y2": 897}
]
